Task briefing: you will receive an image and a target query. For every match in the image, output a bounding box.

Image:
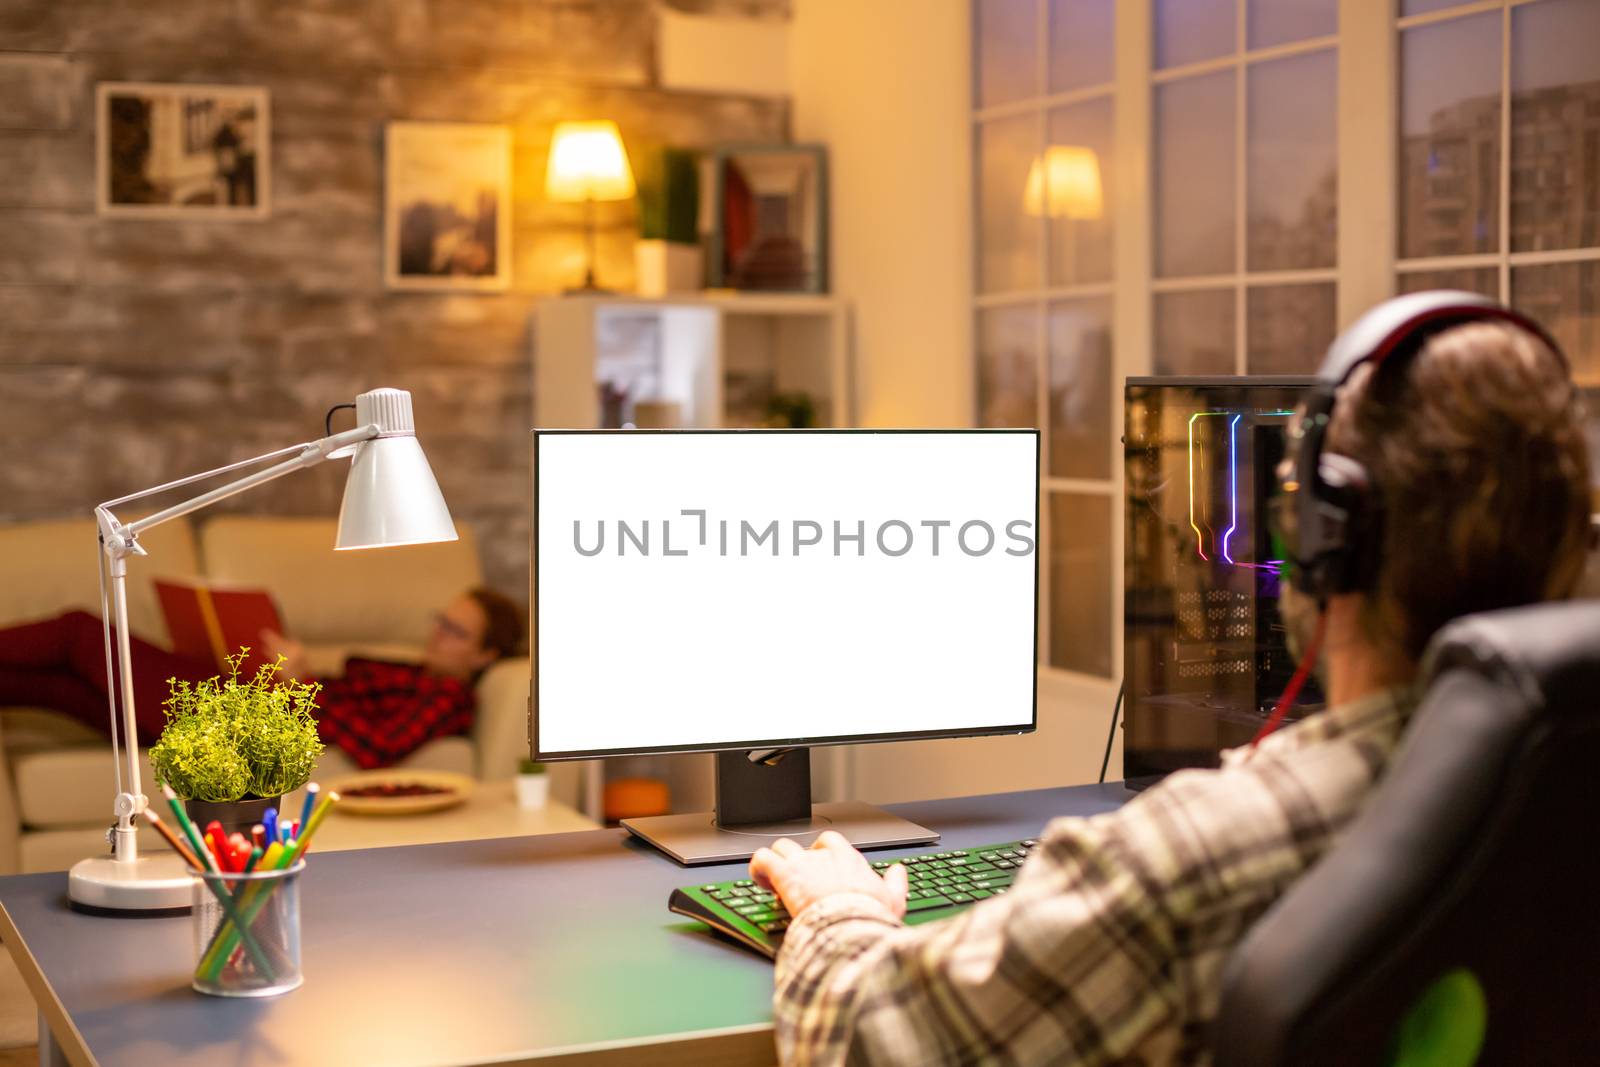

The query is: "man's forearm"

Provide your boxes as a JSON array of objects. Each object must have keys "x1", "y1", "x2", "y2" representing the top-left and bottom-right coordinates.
[{"x1": 773, "y1": 894, "x2": 905, "y2": 1067}]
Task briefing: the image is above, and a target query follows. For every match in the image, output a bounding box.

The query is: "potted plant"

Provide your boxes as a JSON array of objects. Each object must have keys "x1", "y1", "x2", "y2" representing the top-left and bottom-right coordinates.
[
  {"x1": 635, "y1": 146, "x2": 702, "y2": 296},
  {"x1": 515, "y1": 758, "x2": 550, "y2": 810},
  {"x1": 150, "y1": 650, "x2": 323, "y2": 835}
]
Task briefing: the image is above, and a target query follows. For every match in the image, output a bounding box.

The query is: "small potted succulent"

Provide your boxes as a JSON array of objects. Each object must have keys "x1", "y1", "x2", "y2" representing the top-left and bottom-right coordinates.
[
  {"x1": 515, "y1": 758, "x2": 549, "y2": 810},
  {"x1": 150, "y1": 650, "x2": 323, "y2": 835},
  {"x1": 635, "y1": 146, "x2": 702, "y2": 296}
]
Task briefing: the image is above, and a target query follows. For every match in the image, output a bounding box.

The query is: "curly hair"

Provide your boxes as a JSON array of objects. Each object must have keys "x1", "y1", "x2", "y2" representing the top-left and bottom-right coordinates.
[{"x1": 1325, "y1": 319, "x2": 1592, "y2": 663}]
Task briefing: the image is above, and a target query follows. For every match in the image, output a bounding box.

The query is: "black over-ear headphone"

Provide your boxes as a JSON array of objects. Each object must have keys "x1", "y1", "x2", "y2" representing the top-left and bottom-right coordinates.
[{"x1": 1275, "y1": 289, "x2": 1568, "y2": 603}]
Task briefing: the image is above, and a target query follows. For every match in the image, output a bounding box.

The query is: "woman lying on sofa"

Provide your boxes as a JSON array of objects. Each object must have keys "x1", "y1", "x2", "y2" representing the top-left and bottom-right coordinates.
[{"x1": 0, "y1": 588, "x2": 524, "y2": 770}]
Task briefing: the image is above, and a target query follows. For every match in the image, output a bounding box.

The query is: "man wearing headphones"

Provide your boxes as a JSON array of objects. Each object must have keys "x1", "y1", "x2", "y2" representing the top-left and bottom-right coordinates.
[{"x1": 751, "y1": 293, "x2": 1593, "y2": 1066}]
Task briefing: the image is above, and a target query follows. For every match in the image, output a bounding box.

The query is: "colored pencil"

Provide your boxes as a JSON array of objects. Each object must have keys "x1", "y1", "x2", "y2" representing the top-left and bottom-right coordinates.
[
  {"x1": 298, "y1": 783, "x2": 319, "y2": 838},
  {"x1": 141, "y1": 810, "x2": 203, "y2": 872},
  {"x1": 147, "y1": 811, "x2": 278, "y2": 980},
  {"x1": 262, "y1": 807, "x2": 278, "y2": 846},
  {"x1": 162, "y1": 784, "x2": 218, "y2": 874},
  {"x1": 251, "y1": 824, "x2": 266, "y2": 851},
  {"x1": 241, "y1": 846, "x2": 263, "y2": 875}
]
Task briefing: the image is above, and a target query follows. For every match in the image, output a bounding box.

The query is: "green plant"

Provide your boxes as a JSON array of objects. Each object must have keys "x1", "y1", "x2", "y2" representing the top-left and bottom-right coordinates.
[
  {"x1": 150, "y1": 650, "x2": 324, "y2": 802},
  {"x1": 518, "y1": 758, "x2": 547, "y2": 776},
  {"x1": 762, "y1": 391, "x2": 817, "y2": 429},
  {"x1": 638, "y1": 147, "x2": 699, "y2": 244}
]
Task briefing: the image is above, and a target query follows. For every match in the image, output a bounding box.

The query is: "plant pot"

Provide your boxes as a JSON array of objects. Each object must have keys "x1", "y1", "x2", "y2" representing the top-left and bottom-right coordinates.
[
  {"x1": 635, "y1": 240, "x2": 703, "y2": 296},
  {"x1": 181, "y1": 795, "x2": 280, "y2": 837},
  {"x1": 514, "y1": 774, "x2": 549, "y2": 810}
]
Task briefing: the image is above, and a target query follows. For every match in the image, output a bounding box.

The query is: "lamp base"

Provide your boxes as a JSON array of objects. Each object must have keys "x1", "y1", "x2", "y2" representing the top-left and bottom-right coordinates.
[{"x1": 68, "y1": 853, "x2": 192, "y2": 914}]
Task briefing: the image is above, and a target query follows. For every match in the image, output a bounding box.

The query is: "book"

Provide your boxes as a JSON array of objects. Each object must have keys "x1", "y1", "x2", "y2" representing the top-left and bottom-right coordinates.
[{"x1": 154, "y1": 579, "x2": 286, "y2": 677}]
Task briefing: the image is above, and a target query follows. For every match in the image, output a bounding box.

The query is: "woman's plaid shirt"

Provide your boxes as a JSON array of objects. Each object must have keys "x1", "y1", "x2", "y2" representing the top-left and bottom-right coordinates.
[{"x1": 773, "y1": 687, "x2": 1416, "y2": 1066}]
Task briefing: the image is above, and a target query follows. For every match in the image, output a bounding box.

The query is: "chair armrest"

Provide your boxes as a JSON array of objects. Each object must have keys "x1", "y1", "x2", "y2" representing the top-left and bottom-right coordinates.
[{"x1": 472, "y1": 658, "x2": 532, "y2": 782}]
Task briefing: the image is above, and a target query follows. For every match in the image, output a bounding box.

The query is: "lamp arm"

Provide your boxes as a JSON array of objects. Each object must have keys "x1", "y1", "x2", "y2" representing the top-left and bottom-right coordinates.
[
  {"x1": 93, "y1": 422, "x2": 378, "y2": 866},
  {"x1": 107, "y1": 424, "x2": 379, "y2": 548}
]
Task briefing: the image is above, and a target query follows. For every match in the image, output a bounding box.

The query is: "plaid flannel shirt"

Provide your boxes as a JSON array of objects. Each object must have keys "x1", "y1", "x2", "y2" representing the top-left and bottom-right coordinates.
[
  {"x1": 313, "y1": 658, "x2": 475, "y2": 770},
  {"x1": 773, "y1": 686, "x2": 1416, "y2": 1066}
]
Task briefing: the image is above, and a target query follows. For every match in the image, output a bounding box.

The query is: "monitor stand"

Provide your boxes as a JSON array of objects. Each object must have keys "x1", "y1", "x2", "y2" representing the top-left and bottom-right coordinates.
[{"x1": 621, "y1": 748, "x2": 940, "y2": 866}]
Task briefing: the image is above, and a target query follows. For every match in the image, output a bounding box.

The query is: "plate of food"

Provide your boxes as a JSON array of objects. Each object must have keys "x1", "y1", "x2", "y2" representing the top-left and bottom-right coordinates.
[{"x1": 323, "y1": 770, "x2": 475, "y2": 816}]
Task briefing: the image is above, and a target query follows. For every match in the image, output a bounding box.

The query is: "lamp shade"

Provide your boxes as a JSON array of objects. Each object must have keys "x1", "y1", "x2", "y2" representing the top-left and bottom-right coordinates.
[
  {"x1": 1023, "y1": 145, "x2": 1104, "y2": 220},
  {"x1": 545, "y1": 120, "x2": 636, "y2": 203},
  {"x1": 335, "y1": 388, "x2": 458, "y2": 550}
]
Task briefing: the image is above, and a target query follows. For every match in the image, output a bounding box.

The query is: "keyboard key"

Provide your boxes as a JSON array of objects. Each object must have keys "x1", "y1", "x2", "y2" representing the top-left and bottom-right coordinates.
[
  {"x1": 969, "y1": 889, "x2": 994, "y2": 900},
  {"x1": 701, "y1": 884, "x2": 720, "y2": 892},
  {"x1": 947, "y1": 891, "x2": 974, "y2": 903},
  {"x1": 760, "y1": 920, "x2": 789, "y2": 933},
  {"x1": 966, "y1": 862, "x2": 998, "y2": 874},
  {"x1": 995, "y1": 860, "x2": 1016, "y2": 870},
  {"x1": 746, "y1": 909, "x2": 778, "y2": 923},
  {"x1": 1023, "y1": 840, "x2": 1038, "y2": 847},
  {"x1": 734, "y1": 879, "x2": 754, "y2": 887},
  {"x1": 907, "y1": 894, "x2": 954, "y2": 911},
  {"x1": 946, "y1": 855, "x2": 972, "y2": 865},
  {"x1": 871, "y1": 861, "x2": 891, "y2": 869}
]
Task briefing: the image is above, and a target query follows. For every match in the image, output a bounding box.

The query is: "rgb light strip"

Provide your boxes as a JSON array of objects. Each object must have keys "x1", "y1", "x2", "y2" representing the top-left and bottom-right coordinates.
[{"x1": 1187, "y1": 410, "x2": 1293, "y2": 567}]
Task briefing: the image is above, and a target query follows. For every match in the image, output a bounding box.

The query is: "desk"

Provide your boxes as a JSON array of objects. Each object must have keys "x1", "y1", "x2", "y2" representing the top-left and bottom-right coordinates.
[{"x1": 0, "y1": 783, "x2": 1131, "y2": 1067}]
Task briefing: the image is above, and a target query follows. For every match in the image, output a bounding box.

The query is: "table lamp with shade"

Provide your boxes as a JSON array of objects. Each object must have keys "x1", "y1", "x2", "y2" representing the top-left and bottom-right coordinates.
[
  {"x1": 545, "y1": 119, "x2": 636, "y2": 292},
  {"x1": 69, "y1": 387, "x2": 457, "y2": 913},
  {"x1": 1023, "y1": 145, "x2": 1104, "y2": 220}
]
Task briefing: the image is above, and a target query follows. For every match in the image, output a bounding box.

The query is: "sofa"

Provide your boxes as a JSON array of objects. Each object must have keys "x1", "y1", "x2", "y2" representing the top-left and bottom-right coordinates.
[{"x1": 0, "y1": 515, "x2": 569, "y2": 875}]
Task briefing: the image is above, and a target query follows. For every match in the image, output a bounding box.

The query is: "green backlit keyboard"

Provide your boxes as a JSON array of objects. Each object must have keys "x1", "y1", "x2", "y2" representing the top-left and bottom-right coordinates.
[{"x1": 668, "y1": 838, "x2": 1039, "y2": 958}]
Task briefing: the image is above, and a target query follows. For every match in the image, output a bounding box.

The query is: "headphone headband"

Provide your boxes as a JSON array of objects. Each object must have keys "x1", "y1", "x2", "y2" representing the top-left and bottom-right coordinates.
[{"x1": 1316, "y1": 289, "x2": 1566, "y2": 390}]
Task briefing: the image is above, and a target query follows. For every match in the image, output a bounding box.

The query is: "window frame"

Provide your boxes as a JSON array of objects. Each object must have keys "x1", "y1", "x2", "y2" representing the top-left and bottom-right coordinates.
[{"x1": 972, "y1": 0, "x2": 1594, "y2": 687}]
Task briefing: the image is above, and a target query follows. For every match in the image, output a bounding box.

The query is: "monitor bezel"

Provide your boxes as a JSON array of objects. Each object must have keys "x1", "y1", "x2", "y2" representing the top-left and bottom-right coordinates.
[{"x1": 530, "y1": 427, "x2": 1041, "y2": 762}]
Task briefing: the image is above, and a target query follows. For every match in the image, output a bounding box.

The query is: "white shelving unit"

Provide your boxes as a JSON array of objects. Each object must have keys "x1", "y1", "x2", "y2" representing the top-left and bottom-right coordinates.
[
  {"x1": 531, "y1": 292, "x2": 855, "y2": 821},
  {"x1": 534, "y1": 292, "x2": 852, "y2": 431}
]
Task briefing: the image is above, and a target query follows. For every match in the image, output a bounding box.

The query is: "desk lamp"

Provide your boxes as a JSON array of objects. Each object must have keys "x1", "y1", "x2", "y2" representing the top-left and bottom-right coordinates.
[
  {"x1": 69, "y1": 388, "x2": 456, "y2": 912},
  {"x1": 545, "y1": 120, "x2": 636, "y2": 292}
]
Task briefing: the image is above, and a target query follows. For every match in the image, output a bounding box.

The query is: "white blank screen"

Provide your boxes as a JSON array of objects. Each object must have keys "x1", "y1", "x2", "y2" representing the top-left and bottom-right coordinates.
[{"x1": 534, "y1": 431, "x2": 1037, "y2": 757}]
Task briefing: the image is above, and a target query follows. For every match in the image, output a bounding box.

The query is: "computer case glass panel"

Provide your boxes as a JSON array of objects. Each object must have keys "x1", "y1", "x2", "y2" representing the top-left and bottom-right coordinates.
[{"x1": 1123, "y1": 377, "x2": 1324, "y2": 788}]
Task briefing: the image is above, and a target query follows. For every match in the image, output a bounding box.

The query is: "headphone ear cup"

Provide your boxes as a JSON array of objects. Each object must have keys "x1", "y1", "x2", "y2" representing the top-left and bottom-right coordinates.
[{"x1": 1316, "y1": 454, "x2": 1376, "y2": 594}]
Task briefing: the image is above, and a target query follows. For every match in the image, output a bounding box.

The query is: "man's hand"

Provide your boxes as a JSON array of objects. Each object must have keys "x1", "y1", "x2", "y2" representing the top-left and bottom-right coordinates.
[
  {"x1": 260, "y1": 629, "x2": 309, "y2": 680},
  {"x1": 750, "y1": 830, "x2": 909, "y2": 921}
]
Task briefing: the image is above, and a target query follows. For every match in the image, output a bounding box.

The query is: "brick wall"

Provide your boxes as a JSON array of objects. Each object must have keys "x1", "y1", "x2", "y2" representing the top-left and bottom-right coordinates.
[{"x1": 0, "y1": 0, "x2": 788, "y2": 600}]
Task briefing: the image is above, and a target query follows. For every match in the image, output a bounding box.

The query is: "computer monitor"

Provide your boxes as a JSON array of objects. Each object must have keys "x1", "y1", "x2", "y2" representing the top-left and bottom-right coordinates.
[
  {"x1": 1123, "y1": 377, "x2": 1325, "y2": 788},
  {"x1": 532, "y1": 429, "x2": 1039, "y2": 864}
]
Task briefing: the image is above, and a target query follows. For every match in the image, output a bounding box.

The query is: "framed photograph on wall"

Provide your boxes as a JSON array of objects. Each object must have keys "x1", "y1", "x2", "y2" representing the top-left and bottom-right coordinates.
[
  {"x1": 96, "y1": 82, "x2": 270, "y2": 218},
  {"x1": 384, "y1": 121, "x2": 512, "y2": 292},
  {"x1": 709, "y1": 144, "x2": 828, "y2": 293}
]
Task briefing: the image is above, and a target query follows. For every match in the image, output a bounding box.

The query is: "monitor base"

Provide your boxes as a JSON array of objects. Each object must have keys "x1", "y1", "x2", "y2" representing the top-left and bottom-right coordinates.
[{"x1": 623, "y1": 801, "x2": 939, "y2": 866}]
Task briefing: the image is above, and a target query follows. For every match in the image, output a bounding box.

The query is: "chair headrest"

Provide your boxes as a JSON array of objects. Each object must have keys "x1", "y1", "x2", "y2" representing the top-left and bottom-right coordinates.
[{"x1": 1419, "y1": 599, "x2": 1600, "y2": 727}]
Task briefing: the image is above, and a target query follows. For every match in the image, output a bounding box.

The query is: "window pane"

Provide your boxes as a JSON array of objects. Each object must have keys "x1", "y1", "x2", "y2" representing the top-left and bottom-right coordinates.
[
  {"x1": 1154, "y1": 0, "x2": 1235, "y2": 71},
  {"x1": 1048, "y1": 0, "x2": 1114, "y2": 94},
  {"x1": 1046, "y1": 98, "x2": 1114, "y2": 286},
  {"x1": 1512, "y1": 262, "x2": 1600, "y2": 387},
  {"x1": 1047, "y1": 298, "x2": 1112, "y2": 480},
  {"x1": 1248, "y1": 0, "x2": 1336, "y2": 51},
  {"x1": 1156, "y1": 71, "x2": 1236, "y2": 278},
  {"x1": 1510, "y1": 0, "x2": 1600, "y2": 253},
  {"x1": 1400, "y1": 13, "x2": 1502, "y2": 259},
  {"x1": 976, "y1": 0, "x2": 1038, "y2": 108},
  {"x1": 978, "y1": 115, "x2": 1041, "y2": 293},
  {"x1": 978, "y1": 305, "x2": 1039, "y2": 427},
  {"x1": 1049, "y1": 491, "x2": 1112, "y2": 677},
  {"x1": 1155, "y1": 290, "x2": 1235, "y2": 375},
  {"x1": 1246, "y1": 282, "x2": 1336, "y2": 374},
  {"x1": 1401, "y1": 0, "x2": 1475, "y2": 16},
  {"x1": 1248, "y1": 49, "x2": 1337, "y2": 271},
  {"x1": 1396, "y1": 268, "x2": 1499, "y2": 298}
]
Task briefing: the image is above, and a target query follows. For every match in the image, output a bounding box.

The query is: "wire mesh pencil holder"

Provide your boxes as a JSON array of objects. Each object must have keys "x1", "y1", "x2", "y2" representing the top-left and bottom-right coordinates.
[{"x1": 190, "y1": 860, "x2": 306, "y2": 997}]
